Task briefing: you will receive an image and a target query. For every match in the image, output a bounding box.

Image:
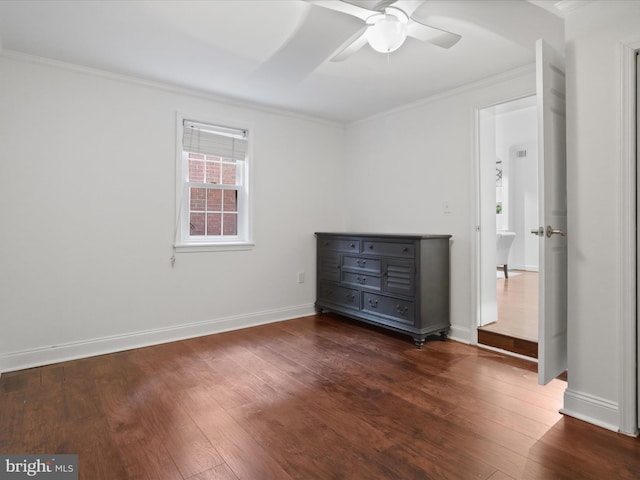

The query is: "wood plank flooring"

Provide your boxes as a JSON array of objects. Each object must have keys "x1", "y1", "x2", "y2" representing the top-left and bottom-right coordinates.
[
  {"x1": 479, "y1": 271, "x2": 539, "y2": 357},
  {"x1": 1, "y1": 313, "x2": 638, "y2": 479}
]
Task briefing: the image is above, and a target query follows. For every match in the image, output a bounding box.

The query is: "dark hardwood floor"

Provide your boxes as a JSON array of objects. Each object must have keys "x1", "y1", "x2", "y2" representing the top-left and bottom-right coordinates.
[{"x1": 1, "y1": 313, "x2": 638, "y2": 479}]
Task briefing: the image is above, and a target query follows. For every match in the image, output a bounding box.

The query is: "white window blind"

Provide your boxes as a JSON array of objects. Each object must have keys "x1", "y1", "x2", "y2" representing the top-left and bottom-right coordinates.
[{"x1": 182, "y1": 120, "x2": 248, "y2": 161}]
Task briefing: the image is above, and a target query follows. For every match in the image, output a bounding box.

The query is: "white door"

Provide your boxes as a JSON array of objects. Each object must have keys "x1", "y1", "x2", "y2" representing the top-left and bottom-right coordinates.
[{"x1": 535, "y1": 39, "x2": 568, "y2": 385}]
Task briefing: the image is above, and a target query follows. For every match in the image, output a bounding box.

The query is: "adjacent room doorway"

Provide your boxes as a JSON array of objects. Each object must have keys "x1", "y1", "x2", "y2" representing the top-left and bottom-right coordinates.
[
  {"x1": 475, "y1": 40, "x2": 568, "y2": 386},
  {"x1": 477, "y1": 95, "x2": 539, "y2": 358}
]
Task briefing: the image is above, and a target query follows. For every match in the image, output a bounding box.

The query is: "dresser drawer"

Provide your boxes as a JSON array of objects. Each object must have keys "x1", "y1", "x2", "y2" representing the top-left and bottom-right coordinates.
[
  {"x1": 362, "y1": 293, "x2": 416, "y2": 326},
  {"x1": 318, "y1": 237, "x2": 360, "y2": 253},
  {"x1": 318, "y1": 283, "x2": 360, "y2": 311},
  {"x1": 341, "y1": 271, "x2": 381, "y2": 290},
  {"x1": 342, "y1": 255, "x2": 381, "y2": 273},
  {"x1": 362, "y1": 241, "x2": 415, "y2": 258}
]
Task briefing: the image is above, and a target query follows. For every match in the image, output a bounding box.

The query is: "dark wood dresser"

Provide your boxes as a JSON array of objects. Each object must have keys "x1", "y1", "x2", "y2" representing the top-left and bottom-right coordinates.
[{"x1": 315, "y1": 233, "x2": 452, "y2": 347}]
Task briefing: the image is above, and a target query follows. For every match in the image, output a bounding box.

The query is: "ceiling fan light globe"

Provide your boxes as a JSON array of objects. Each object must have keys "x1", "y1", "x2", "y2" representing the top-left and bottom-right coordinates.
[{"x1": 367, "y1": 14, "x2": 408, "y2": 53}]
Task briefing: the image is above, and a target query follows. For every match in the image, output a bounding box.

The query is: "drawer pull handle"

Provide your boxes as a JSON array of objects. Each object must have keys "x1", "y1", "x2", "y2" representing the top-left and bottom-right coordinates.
[
  {"x1": 368, "y1": 299, "x2": 378, "y2": 308},
  {"x1": 350, "y1": 243, "x2": 356, "y2": 248},
  {"x1": 357, "y1": 276, "x2": 366, "y2": 284},
  {"x1": 345, "y1": 294, "x2": 355, "y2": 300},
  {"x1": 395, "y1": 304, "x2": 409, "y2": 315},
  {"x1": 368, "y1": 245, "x2": 374, "y2": 249},
  {"x1": 402, "y1": 247, "x2": 409, "y2": 252},
  {"x1": 357, "y1": 259, "x2": 366, "y2": 267}
]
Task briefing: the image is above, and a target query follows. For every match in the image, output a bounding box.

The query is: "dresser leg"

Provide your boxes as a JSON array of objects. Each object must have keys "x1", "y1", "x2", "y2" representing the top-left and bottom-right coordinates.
[{"x1": 413, "y1": 337, "x2": 425, "y2": 348}]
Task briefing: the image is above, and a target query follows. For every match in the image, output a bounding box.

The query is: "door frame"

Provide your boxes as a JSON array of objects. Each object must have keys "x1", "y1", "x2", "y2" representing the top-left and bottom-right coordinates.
[
  {"x1": 474, "y1": 95, "x2": 538, "y2": 333},
  {"x1": 470, "y1": 88, "x2": 536, "y2": 347},
  {"x1": 618, "y1": 39, "x2": 638, "y2": 435}
]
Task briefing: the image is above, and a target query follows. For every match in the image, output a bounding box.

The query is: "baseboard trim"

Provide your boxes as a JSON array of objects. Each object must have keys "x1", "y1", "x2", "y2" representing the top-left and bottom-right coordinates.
[
  {"x1": 561, "y1": 388, "x2": 620, "y2": 432},
  {"x1": 0, "y1": 304, "x2": 317, "y2": 373},
  {"x1": 448, "y1": 324, "x2": 471, "y2": 344},
  {"x1": 511, "y1": 264, "x2": 539, "y2": 272}
]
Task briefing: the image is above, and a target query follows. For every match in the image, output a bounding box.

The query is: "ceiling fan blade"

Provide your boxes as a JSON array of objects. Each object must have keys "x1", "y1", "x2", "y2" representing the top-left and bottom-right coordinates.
[
  {"x1": 331, "y1": 26, "x2": 369, "y2": 62},
  {"x1": 250, "y1": 6, "x2": 362, "y2": 85},
  {"x1": 306, "y1": 0, "x2": 374, "y2": 21},
  {"x1": 407, "y1": 18, "x2": 461, "y2": 49},
  {"x1": 388, "y1": 0, "x2": 425, "y2": 18},
  {"x1": 342, "y1": 0, "x2": 396, "y2": 12}
]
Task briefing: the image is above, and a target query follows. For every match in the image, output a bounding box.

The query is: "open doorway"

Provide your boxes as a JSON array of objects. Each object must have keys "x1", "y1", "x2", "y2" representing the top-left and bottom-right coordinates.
[{"x1": 477, "y1": 95, "x2": 539, "y2": 358}]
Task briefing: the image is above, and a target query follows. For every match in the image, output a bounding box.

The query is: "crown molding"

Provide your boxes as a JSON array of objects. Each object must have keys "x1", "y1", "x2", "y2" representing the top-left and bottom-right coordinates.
[
  {"x1": 349, "y1": 63, "x2": 536, "y2": 127},
  {"x1": 0, "y1": 49, "x2": 344, "y2": 129},
  {"x1": 555, "y1": 0, "x2": 596, "y2": 15}
]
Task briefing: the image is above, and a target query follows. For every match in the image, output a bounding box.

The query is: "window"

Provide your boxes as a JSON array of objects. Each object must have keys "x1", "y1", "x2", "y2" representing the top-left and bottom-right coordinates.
[{"x1": 175, "y1": 117, "x2": 252, "y2": 251}]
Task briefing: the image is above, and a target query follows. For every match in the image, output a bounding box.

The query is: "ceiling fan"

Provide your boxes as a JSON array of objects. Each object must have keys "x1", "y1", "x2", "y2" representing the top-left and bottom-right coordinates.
[{"x1": 308, "y1": 0, "x2": 462, "y2": 61}]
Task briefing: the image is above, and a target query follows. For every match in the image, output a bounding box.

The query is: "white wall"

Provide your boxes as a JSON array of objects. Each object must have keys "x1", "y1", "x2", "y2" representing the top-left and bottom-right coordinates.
[
  {"x1": 344, "y1": 68, "x2": 536, "y2": 341},
  {"x1": 506, "y1": 140, "x2": 538, "y2": 271},
  {"x1": 564, "y1": 0, "x2": 640, "y2": 433},
  {"x1": 0, "y1": 54, "x2": 346, "y2": 371}
]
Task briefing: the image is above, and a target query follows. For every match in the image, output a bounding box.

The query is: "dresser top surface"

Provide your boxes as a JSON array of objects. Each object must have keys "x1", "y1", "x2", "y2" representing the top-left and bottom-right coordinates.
[{"x1": 315, "y1": 232, "x2": 452, "y2": 240}]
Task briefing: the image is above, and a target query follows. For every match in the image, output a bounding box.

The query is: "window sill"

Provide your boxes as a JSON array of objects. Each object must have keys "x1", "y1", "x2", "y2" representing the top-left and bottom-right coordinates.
[{"x1": 174, "y1": 241, "x2": 255, "y2": 253}]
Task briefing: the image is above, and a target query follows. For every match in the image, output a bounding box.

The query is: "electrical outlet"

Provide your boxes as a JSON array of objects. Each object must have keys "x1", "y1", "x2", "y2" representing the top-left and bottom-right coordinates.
[{"x1": 297, "y1": 272, "x2": 305, "y2": 284}]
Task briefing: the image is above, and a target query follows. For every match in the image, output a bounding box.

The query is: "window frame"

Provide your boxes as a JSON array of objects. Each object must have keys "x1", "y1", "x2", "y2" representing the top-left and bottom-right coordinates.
[{"x1": 174, "y1": 113, "x2": 253, "y2": 252}]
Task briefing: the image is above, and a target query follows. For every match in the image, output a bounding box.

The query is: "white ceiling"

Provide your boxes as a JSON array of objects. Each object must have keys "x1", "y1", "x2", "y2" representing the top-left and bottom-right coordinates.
[{"x1": 0, "y1": 0, "x2": 564, "y2": 123}]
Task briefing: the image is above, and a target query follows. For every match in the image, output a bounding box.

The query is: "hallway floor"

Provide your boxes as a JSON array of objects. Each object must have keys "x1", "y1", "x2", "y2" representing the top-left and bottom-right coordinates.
[{"x1": 478, "y1": 270, "x2": 539, "y2": 357}]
